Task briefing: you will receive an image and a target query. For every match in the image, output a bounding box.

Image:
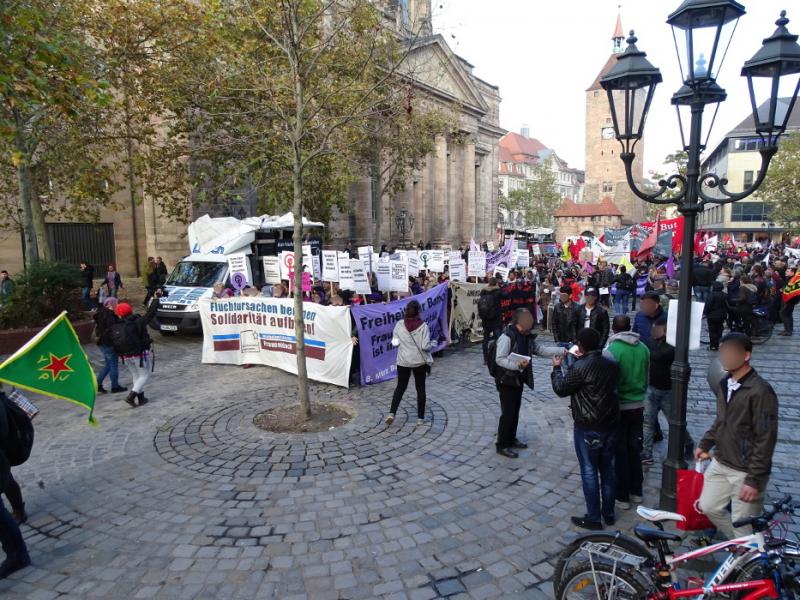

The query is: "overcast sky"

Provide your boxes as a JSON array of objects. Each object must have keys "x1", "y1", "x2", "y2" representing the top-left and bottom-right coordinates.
[{"x1": 432, "y1": 0, "x2": 791, "y2": 175}]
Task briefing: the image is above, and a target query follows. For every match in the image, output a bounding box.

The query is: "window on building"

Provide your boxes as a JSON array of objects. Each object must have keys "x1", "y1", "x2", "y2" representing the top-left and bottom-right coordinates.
[
  {"x1": 594, "y1": 91, "x2": 600, "y2": 97},
  {"x1": 730, "y1": 202, "x2": 768, "y2": 222},
  {"x1": 743, "y1": 170, "x2": 754, "y2": 190},
  {"x1": 602, "y1": 182, "x2": 613, "y2": 193},
  {"x1": 733, "y1": 137, "x2": 767, "y2": 152}
]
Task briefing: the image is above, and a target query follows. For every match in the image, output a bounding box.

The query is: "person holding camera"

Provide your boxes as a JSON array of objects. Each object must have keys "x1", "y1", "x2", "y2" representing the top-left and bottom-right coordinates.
[{"x1": 385, "y1": 300, "x2": 433, "y2": 427}]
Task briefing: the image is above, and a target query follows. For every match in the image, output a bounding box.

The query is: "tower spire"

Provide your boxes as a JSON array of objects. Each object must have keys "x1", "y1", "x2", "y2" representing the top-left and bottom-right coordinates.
[{"x1": 612, "y1": 6, "x2": 625, "y2": 54}]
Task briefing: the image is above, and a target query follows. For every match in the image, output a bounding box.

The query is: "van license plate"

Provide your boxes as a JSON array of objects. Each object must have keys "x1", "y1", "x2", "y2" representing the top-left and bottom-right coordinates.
[
  {"x1": 161, "y1": 304, "x2": 177, "y2": 310},
  {"x1": 160, "y1": 324, "x2": 178, "y2": 331}
]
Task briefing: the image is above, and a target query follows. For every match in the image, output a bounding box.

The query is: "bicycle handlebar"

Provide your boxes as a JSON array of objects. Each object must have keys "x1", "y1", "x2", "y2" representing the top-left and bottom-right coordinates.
[{"x1": 732, "y1": 495, "x2": 795, "y2": 530}]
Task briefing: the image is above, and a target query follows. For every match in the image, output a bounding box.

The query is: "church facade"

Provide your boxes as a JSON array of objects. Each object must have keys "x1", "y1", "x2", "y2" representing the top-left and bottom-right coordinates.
[{"x1": 330, "y1": 1, "x2": 505, "y2": 249}]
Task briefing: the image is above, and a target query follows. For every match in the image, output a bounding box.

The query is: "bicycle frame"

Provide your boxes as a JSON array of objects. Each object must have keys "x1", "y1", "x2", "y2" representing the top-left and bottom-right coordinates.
[
  {"x1": 665, "y1": 532, "x2": 765, "y2": 589},
  {"x1": 658, "y1": 577, "x2": 778, "y2": 599}
]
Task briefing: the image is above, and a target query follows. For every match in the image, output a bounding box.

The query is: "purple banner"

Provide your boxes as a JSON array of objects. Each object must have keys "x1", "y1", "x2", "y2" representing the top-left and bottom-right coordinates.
[
  {"x1": 487, "y1": 237, "x2": 515, "y2": 271},
  {"x1": 352, "y1": 283, "x2": 450, "y2": 385}
]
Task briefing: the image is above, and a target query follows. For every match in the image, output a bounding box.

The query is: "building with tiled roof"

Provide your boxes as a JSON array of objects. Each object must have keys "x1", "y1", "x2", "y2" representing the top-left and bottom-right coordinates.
[
  {"x1": 498, "y1": 127, "x2": 584, "y2": 230},
  {"x1": 552, "y1": 197, "x2": 625, "y2": 241}
]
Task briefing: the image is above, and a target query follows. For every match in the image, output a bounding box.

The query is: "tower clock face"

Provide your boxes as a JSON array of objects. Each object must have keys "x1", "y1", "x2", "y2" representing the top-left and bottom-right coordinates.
[{"x1": 601, "y1": 127, "x2": 615, "y2": 140}]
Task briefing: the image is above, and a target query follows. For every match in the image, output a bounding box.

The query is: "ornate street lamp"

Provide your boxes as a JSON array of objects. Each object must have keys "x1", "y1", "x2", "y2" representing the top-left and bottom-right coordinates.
[
  {"x1": 395, "y1": 207, "x2": 415, "y2": 249},
  {"x1": 601, "y1": 5, "x2": 800, "y2": 510}
]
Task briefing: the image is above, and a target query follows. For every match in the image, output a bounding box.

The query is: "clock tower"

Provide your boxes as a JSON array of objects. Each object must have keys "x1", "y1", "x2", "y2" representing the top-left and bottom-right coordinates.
[{"x1": 584, "y1": 12, "x2": 646, "y2": 224}]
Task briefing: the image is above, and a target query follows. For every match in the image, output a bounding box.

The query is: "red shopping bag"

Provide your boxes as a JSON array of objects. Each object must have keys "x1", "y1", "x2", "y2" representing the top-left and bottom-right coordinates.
[{"x1": 676, "y1": 467, "x2": 714, "y2": 531}]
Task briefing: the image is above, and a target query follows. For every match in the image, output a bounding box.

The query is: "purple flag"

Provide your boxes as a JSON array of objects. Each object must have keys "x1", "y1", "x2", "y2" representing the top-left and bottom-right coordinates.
[
  {"x1": 352, "y1": 283, "x2": 450, "y2": 385},
  {"x1": 487, "y1": 237, "x2": 515, "y2": 272},
  {"x1": 666, "y1": 255, "x2": 675, "y2": 278}
]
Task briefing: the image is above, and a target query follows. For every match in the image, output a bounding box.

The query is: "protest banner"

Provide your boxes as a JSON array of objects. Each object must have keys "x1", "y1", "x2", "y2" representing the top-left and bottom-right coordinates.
[
  {"x1": 640, "y1": 216, "x2": 685, "y2": 253},
  {"x1": 350, "y1": 259, "x2": 372, "y2": 295},
  {"x1": 516, "y1": 248, "x2": 530, "y2": 268},
  {"x1": 499, "y1": 281, "x2": 537, "y2": 323},
  {"x1": 262, "y1": 256, "x2": 281, "y2": 284},
  {"x1": 389, "y1": 259, "x2": 408, "y2": 292},
  {"x1": 448, "y1": 251, "x2": 462, "y2": 264},
  {"x1": 376, "y1": 259, "x2": 391, "y2": 292},
  {"x1": 199, "y1": 297, "x2": 353, "y2": 387},
  {"x1": 487, "y1": 237, "x2": 514, "y2": 272},
  {"x1": 467, "y1": 250, "x2": 486, "y2": 278},
  {"x1": 357, "y1": 246, "x2": 373, "y2": 271},
  {"x1": 337, "y1": 252, "x2": 354, "y2": 290},
  {"x1": 227, "y1": 253, "x2": 251, "y2": 288},
  {"x1": 494, "y1": 265, "x2": 509, "y2": 280},
  {"x1": 352, "y1": 283, "x2": 449, "y2": 385},
  {"x1": 312, "y1": 255, "x2": 321, "y2": 282},
  {"x1": 279, "y1": 251, "x2": 295, "y2": 281},
  {"x1": 449, "y1": 259, "x2": 466, "y2": 282},
  {"x1": 428, "y1": 250, "x2": 445, "y2": 272},
  {"x1": 531, "y1": 244, "x2": 541, "y2": 256},
  {"x1": 406, "y1": 251, "x2": 419, "y2": 275},
  {"x1": 322, "y1": 250, "x2": 339, "y2": 282},
  {"x1": 451, "y1": 281, "x2": 486, "y2": 342}
]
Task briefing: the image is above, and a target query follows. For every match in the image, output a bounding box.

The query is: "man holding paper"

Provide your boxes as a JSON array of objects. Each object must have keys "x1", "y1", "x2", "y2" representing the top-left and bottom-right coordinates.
[{"x1": 492, "y1": 308, "x2": 561, "y2": 458}]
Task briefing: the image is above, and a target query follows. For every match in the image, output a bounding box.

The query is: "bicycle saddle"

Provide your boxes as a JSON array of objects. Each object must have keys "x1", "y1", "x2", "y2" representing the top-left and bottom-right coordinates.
[
  {"x1": 634, "y1": 524, "x2": 682, "y2": 544},
  {"x1": 637, "y1": 506, "x2": 687, "y2": 523}
]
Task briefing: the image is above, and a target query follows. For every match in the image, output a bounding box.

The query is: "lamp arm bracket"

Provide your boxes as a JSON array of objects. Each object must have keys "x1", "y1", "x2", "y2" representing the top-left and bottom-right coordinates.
[
  {"x1": 620, "y1": 152, "x2": 686, "y2": 204},
  {"x1": 697, "y1": 147, "x2": 778, "y2": 204}
]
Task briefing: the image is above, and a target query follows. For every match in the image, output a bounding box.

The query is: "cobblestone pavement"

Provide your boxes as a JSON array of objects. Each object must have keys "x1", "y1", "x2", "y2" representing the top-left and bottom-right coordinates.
[{"x1": 1, "y1": 318, "x2": 799, "y2": 600}]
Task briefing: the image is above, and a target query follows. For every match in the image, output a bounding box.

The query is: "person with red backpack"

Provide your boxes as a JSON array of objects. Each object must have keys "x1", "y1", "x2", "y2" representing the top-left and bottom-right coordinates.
[
  {"x1": 113, "y1": 290, "x2": 163, "y2": 407},
  {"x1": 0, "y1": 393, "x2": 31, "y2": 578}
]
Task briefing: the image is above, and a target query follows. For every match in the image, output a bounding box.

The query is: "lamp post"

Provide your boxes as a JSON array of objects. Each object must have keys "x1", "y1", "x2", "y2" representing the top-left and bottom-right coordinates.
[
  {"x1": 601, "y1": 2, "x2": 800, "y2": 510},
  {"x1": 395, "y1": 207, "x2": 415, "y2": 249}
]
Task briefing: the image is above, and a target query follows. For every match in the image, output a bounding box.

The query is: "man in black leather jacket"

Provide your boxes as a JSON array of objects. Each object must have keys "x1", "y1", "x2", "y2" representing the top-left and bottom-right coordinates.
[
  {"x1": 0, "y1": 397, "x2": 30, "y2": 578},
  {"x1": 552, "y1": 285, "x2": 580, "y2": 344},
  {"x1": 551, "y1": 328, "x2": 620, "y2": 530}
]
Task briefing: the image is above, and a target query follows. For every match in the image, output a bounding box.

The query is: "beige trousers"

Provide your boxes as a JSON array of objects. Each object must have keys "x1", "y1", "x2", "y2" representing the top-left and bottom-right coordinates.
[{"x1": 698, "y1": 458, "x2": 765, "y2": 540}]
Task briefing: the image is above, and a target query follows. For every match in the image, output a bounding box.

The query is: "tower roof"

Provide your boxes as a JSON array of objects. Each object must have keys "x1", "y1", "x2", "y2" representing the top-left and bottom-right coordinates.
[
  {"x1": 613, "y1": 13, "x2": 624, "y2": 40},
  {"x1": 587, "y1": 54, "x2": 618, "y2": 91}
]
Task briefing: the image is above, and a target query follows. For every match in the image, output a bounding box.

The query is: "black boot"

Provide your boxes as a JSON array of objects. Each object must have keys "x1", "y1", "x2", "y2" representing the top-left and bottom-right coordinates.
[
  {"x1": 137, "y1": 392, "x2": 148, "y2": 406},
  {"x1": 125, "y1": 392, "x2": 137, "y2": 407},
  {"x1": 98, "y1": 385, "x2": 107, "y2": 394}
]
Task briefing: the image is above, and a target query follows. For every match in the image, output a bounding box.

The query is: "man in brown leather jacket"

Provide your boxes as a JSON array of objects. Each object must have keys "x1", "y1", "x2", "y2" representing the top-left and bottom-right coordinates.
[{"x1": 696, "y1": 332, "x2": 779, "y2": 539}]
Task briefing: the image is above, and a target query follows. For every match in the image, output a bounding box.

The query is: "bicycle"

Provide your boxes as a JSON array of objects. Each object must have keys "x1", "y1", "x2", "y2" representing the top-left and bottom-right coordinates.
[
  {"x1": 728, "y1": 304, "x2": 774, "y2": 345},
  {"x1": 554, "y1": 496, "x2": 800, "y2": 599}
]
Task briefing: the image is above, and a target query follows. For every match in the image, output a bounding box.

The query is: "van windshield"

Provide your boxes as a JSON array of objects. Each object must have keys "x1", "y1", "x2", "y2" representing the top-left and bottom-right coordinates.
[{"x1": 166, "y1": 261, "x2": 227, "y2": 287}]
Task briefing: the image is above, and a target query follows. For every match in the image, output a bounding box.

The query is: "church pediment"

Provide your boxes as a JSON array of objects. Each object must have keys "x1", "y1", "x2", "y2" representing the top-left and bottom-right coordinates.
[{"x1": 400, "y1": 35, "x2": 489, "y2": 115}]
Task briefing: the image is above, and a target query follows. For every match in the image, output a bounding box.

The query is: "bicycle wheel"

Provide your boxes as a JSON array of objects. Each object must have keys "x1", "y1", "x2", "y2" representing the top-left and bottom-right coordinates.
[
  {"x1": 559, "y1": 560, "x2": 649, "y2": 600},
  {"x1": 552, "y1": 532, "x2": 652, "y2": 598}
]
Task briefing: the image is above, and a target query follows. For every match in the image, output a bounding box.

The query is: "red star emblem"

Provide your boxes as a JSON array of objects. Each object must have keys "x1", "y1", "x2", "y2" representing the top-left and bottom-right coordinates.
[{"x1": 39, "y1": 353, "x2": 74, "y2": 380}]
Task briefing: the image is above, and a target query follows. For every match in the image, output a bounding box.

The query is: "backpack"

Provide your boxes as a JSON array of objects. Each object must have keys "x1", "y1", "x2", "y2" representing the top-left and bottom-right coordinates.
[
  {"x1": 477, "y1": 292, "x2": 499, "y2": 321},
  {"x1": 1, "y1": 393, "x2": 34, "y2": 466},
  {"x1": 110, "y1": 317, "x2": 149, "y2": 356},
  {"x1": 486, "y1": 337, "x2": 499, "y2": 378}
]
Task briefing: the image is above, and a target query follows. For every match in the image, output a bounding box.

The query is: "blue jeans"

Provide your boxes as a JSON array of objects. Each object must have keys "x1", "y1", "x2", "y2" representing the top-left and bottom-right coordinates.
[
  {"x1": 81, "y1": 287, "x2": 93, "y2": 309},
  {"x1": 97, "y1": 345, "x2": 120, "y2": 388},
  {"x1": 642, "y1": 386, "x2": 695, "y2": 459},
  {"x1": 574, "y1": 426, "x2": 617, "y2": 523},
  {"x1": 694, "y1": 286, "x2": 710, "y2": 302},
  {"x1": 614, "y1": 291, "x2": 630, "y2": 314},
  {"x1": 0, "y1": 497, "x2": 26, "y2": 561}
]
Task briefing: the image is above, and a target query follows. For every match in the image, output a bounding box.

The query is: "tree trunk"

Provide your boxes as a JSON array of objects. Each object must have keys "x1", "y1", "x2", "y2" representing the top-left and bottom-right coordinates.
[
  {"x1": 14, "y1": 162, "x2": 39, "y2": 266},
  {"x1": 370, "y1": 148, "x2": 383, "y2": 249},
  {"x1": 29, "y1": 188, "x2": 50, "y2": 261},
  {"x1": 292, "y1": 159, "x2": 312, "y2": 421},
  {"x1": 124, "y1": 92, "x2": 141, "y2": 276},
  {"x1": 12, "y1": 109, "x2": 39, "y2": 266}
]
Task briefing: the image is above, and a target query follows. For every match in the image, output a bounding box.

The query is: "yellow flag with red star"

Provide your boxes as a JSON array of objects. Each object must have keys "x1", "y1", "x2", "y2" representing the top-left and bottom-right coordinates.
[{"x1": 0, "y1": 312, "x2": 96, "y2": 424}]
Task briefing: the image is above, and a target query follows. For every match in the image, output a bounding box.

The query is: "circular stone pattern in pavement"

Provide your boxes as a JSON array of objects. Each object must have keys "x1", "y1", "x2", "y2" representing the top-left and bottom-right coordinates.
[{"x1": 154, "y1": 387, "x2": 450, "y2": 481}]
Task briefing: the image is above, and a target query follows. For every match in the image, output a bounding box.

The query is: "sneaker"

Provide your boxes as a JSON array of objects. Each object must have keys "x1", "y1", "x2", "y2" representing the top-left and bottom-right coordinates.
[
  {"x1": 385, "y1": 414, "x2": 395, "y2": 426},
  {"x1": 616, "y1": 500, "x2": 631, "y2": 510},
  {"x1": 97, "y1": 385, "x2": 108, "y2": 394},
  {"x1": 416, "y1": 418, "x2": 425, "y2": 426},
  {"x1": 641, "y1": 456, "x2": 654, "y2": 466},
  {"x1": 631, "y1": 495, "x2": 643, "y2": 504}
]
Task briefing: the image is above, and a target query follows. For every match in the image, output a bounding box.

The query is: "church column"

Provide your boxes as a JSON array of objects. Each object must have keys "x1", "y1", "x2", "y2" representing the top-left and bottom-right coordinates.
[
  {"x1": 432, "y1": 135, "x2": 448, "y2": 246},
  {"x1": 462, "y1": 140, "x2": 476, "y2": 244}
]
